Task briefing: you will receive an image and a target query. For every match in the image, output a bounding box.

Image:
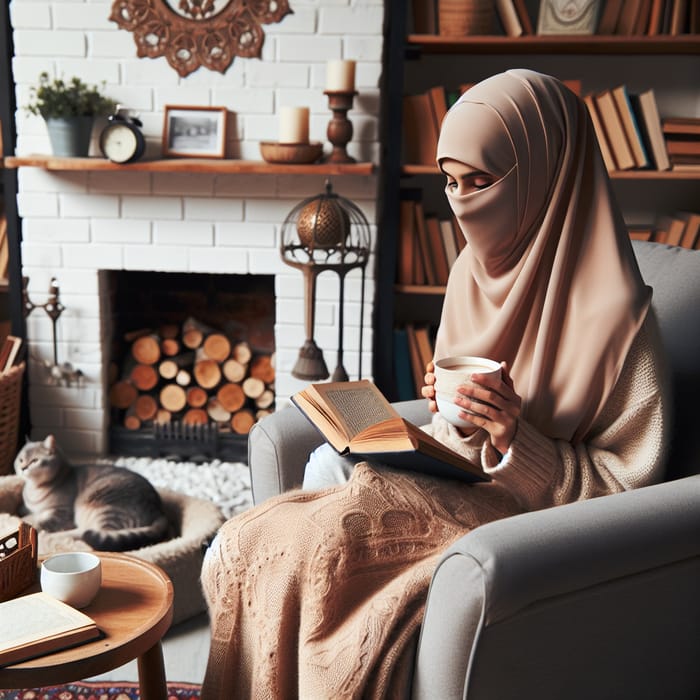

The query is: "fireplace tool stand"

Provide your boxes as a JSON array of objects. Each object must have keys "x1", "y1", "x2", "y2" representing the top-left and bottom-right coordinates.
[{"x1": 22, "y1": 276, "x2": 83, "y2": 386}]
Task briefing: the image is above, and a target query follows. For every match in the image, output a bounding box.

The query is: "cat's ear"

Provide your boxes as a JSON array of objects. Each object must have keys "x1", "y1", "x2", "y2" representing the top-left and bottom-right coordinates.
[{"x1": 43, "y1": 434, "x2": 56, "y2": 451}]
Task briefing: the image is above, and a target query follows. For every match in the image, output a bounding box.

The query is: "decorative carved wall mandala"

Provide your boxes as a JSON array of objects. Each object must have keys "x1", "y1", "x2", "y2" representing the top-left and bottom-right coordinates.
[{"x1": 109, "y1": 0, "x2": 292, "y2": 77}]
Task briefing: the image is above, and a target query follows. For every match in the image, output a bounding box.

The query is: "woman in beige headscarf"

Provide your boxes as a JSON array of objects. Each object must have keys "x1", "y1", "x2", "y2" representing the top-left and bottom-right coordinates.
[{"x1": 201, "y1": 70, "x2": 669, "y2": 699}]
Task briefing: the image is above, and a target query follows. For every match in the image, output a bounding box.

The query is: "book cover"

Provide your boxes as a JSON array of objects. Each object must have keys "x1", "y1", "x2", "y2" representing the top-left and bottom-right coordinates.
[
  {"x1": 597, "y1": 0, "x2": 624, "y2": 33},
  {"x1": 611, "y1": 85, "x2": 650, "y2": 168},
  {"x1": 291, "y1": 379, "x2": 490, "y2": 484},
  {"x1": 630, "y1": 89, "x2": 671, "y2": 171},
  {"x1": 594, "y1": 89, "x2": 637, "y2": 170},
  {"x1": 584, "y1": 93, "x2": 618, "y2": 172},
  {"x1": 496, "y1": 0, "x2": 524, "y2": 36},
  {"x1": 414, "y1": 201, "x2": 437, "y2": 286},
  {"x1": 0, "y1": 592, "x2": 101, "y2": 667},
  {"x1": 424, "y1": 214, "x2": 450, "y2": 285},
  {"x1": 439, "y1": 218, "x2": 459, "y2": 269},
  {"x1": 402, "y1": 92, "x2": 439, "y2": 166}
]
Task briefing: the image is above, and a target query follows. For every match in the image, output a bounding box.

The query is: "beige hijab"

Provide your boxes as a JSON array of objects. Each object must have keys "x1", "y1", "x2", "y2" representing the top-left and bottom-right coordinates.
[{"x1": 434, "y1": 69, "x2": 650, "y2": 442}]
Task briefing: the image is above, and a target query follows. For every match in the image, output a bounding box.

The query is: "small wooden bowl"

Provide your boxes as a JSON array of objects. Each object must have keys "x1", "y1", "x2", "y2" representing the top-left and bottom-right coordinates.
[{"x1": 260, "y1": 141, "x2": 324, "y2": 164}]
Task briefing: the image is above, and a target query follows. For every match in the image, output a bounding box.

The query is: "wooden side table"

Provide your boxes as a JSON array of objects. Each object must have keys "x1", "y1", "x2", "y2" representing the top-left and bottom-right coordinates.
[{"x1": 0, "y1": 552, "x2": 174, "y2": 700}]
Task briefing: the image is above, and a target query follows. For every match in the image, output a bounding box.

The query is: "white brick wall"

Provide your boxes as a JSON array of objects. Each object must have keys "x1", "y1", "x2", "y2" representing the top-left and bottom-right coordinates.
[{"x1": 9, "y1": 0, "x2": 383, "y2": 458}]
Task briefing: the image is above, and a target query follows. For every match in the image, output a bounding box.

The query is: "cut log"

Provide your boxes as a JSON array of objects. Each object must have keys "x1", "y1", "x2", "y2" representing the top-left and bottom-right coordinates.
[
  {"x1": 182, "y1": 317, "x2": 215, "y2": 350},
  {"x1": 232, "y1": 341, "x2": 252, "y2": 365},
  {"x1": 222, "y1": 358, "x2": 246, "y2": 384},
  {"x1": 202, "y1": 333, "x2": 231, "y2": 362},
  {"x1": 134, "y1": 394, "x2": 158, "y2": 421},
  {"x1": 109, "y1": 381, "x2": 138, "y2": 409},
  {"x1": 175, "y1": 369, "x2": 192, "y2": 387},
  {"x1": 194, "y1": 358, "x2": 221, "y2": 389},
  {"x1": 160, "y1": 338, "x2": 180, "y2": 357},
  {"x1": 255, "y1": 388, "x2": 275, "y2": 410},
  {"x1": 131, "y1": 334, "x2": 161, "y2": 365},
  {"x1": 183, "y1": 408, "x2": 209, "y2": 425},
  {"x1": 123, "y1": 406, "x2": 141, "y2": 431},
  {"x1": 217, "y1": 382, "x2": 246, "y2": 413},
  {"x1": 242, "y1": 376, "x2": 265, "y2": 400},
  {"x1": 256, "y1": 409, "x2": 273, "y2": 421},
  {"x1": 130, "y1": 363, "x2": 159, "y2": 391},
  {"x1": 160, "y1": 383, "x2": 187, "y2": 412},
  {"x1": 207, "y1": 398, "x2": 232, "y2": 423},
  {"x1": 155, "y1": 409, "x2": 172, "y2": 424},
  {"x1": 158, "y1": 359, "x2": 178, "y2": 380},
  {"x1": 249, "y1": 355, "x2": 275, "y2": 384},
  {"x1": 231, "y1": 408, "x2": 256, "y2": 434},
  {"x1": 186, "y1": 386, "x2": 208, "y2": 408}
]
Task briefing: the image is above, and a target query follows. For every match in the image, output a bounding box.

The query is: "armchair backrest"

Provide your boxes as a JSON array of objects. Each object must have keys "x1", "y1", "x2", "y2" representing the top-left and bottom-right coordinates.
[{"x1": 631, "y1": 240, "x2": 700, "y2": 479}]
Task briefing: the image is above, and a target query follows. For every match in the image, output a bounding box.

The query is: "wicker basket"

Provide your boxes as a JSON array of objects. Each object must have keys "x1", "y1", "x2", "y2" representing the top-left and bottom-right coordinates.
[
  {"x1": 0, "y1": 522, "x2": 38, "y2": 602},
  {"x1": 0, "y1": 362, "x2": 24, "y2": 476},
  {"x1": 438, "y1": 0, "x2": 495, "y2": 36}
]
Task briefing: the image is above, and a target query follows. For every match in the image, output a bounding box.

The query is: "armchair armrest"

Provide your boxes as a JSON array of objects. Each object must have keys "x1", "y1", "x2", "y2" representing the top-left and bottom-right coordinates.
[
  {"x1": 413, "y1": 474, "x2": 700, "y2": 700},
  {"x1": 248, "y1": 399, "x2": 432, "y2": 505}
]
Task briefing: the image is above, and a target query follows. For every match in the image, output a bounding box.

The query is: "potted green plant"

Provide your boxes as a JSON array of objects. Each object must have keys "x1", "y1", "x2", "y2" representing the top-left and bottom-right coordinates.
[{"x1": 25, "y1": 72, "x2": 117, "y2": 157}]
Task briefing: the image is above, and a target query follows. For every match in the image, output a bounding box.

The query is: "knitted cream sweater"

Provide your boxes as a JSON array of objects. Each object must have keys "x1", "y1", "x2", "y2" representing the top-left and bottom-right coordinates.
[{"x1": 201, "y1": 316, "x2": 669, "y2": 700}]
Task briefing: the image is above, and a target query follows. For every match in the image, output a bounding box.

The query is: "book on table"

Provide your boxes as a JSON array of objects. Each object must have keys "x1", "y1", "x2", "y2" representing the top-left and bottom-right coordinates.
[
  {"x1": 0, "y1": 591, "x2": 101, "y2": 667},
  {"x1": 291, "y1": 379, "x2": 490, "y2": 484}
]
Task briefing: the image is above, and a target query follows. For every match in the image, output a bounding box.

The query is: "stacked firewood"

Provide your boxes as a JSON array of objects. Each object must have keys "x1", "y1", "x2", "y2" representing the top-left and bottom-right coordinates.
[{"x1": 108, "y1": 317, "x2": 275, "y2": 434}]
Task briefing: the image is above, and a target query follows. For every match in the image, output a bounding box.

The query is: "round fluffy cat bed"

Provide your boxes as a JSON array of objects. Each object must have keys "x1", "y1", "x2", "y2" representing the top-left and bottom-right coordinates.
[{"x1": 0, "y1": 475, "x2": 225, "y2": 625}]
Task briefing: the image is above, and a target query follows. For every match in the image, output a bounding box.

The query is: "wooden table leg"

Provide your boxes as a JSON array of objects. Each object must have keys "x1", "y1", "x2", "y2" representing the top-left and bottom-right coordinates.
[{"x1": 137, "y1": 640, "x2": 168, "y2": 700}]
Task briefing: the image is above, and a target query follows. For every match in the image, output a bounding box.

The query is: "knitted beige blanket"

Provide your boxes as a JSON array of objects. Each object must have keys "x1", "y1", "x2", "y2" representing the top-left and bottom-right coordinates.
[{"x1": 201, "y1": 461, "x2": 521, "y2": 699}]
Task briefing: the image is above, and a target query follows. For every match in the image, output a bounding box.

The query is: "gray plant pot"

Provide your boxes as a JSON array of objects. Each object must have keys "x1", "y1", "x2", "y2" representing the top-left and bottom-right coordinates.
[{"x1": 45, "y1": 116, "x2": 95, "y2": 157}]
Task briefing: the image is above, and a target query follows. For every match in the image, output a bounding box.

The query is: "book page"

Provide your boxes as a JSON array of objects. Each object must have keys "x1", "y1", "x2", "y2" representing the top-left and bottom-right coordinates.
[
  {"x1": 0, "y1": 592, "x2": 94, "y2": 651},
  {"x1": 312, "y1": 380, "x2": 399, "y2": 438}
]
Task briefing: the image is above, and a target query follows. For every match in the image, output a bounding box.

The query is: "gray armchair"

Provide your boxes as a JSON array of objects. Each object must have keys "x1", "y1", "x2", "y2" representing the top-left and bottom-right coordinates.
[{"x1": 248, "y1": 240, "x2": 700, "y2": 700}]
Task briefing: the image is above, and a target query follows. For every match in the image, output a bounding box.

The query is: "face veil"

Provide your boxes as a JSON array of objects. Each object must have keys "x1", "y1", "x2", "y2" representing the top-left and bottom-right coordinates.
[{"x1": 434, "y1": 69, "x2": 651, "y2": 442}]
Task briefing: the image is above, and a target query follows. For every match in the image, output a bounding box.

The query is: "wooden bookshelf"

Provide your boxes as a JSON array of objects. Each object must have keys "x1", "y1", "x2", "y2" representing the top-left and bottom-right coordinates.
[
  {"x1": 372, "y1": 0, "x2": 700, "y2": 401},
  {"x1": 3, "y1": 154, "x2": 375, "y2": 176},
  {"x1": 407, "y1": 34, "x2": 700, "y2": 55}
]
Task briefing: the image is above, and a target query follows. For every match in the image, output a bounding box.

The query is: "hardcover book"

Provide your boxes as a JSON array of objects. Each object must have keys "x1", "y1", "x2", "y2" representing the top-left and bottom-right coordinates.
[
  {"x1": 0, "y1": 592, "x2": 101, "y2": 667},
  {"x1": 291, "y1": 379, "x2": 490, "y2": 484}
]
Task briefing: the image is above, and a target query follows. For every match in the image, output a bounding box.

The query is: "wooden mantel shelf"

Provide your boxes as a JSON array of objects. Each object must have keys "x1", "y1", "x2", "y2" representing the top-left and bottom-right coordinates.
[{"x1": 3, "y1": 154, "x2": 375, "y2": 176}]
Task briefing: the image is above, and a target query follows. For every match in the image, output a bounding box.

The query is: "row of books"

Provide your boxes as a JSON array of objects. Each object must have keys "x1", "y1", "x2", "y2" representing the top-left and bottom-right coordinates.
[
  {"x1": 394, "y1": 323, "x2": 436, "y2": 401},
  {"x1": 412, "y1": 0, "x2": 700, "y2": 36},
  {"x1": 403, "y1": 79, "x2": 581, "y2": 167},
  {"x1": 397, "y1": 190, "x2": 465, "y2": 287},
  {"x1": 584, "y1": 85, "x2": 700, "y2": 172},
  {"x1": 631, "y1": 210, "x2": 700, "y2": 248}
]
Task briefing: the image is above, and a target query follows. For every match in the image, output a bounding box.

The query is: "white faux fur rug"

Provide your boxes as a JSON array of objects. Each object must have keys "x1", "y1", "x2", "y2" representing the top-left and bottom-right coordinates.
[{"x1": 106, "y1": 457, "x2": 253, "y2": 520}]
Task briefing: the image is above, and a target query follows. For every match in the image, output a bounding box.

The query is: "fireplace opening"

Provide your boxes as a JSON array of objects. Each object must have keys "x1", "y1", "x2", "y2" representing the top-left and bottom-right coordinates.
[{"x1": 100, "y1": 270, "x2": 275, "y2": 462}]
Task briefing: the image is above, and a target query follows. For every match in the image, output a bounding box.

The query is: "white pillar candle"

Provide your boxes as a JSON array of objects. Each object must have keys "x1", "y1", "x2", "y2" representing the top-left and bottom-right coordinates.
[
  {"x1": 326, "y1": 60, "x2": 356, "y2": 92},
  {"x1": 279, "y1": 106, "x2": 310, "y2": 144}
]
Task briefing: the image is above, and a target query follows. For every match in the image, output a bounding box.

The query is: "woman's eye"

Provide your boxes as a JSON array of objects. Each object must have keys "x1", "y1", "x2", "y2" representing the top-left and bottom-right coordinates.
[
  {"x1": 472, "y1": 176, "x2": 494, "y2": 190},
  {"x1": 446, "y1": 179, "x2": 457, "y2": 191}
]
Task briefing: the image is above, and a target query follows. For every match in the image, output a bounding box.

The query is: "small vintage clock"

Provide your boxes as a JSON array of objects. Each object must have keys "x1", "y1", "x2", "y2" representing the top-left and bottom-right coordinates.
[{"x1": 99, "y1": 113, "x2": 146, "y2": 164}]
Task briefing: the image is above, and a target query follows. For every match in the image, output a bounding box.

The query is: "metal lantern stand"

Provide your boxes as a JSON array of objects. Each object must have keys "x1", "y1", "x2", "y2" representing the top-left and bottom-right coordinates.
[{"x1": 280, "y1": 181, "x2": 371, "y2": 382}]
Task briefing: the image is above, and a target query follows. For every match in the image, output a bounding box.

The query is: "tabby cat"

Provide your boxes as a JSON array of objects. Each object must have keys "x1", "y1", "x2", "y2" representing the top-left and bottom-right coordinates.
[{"x1": 14, "y1": 435, "x2": 170, "y2": 552}]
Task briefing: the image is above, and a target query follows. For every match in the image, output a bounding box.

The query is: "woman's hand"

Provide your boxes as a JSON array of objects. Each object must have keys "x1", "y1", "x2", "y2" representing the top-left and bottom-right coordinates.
[
  {"x1": 421, "y1": 361, "x2": 438, "y2": 413},
  {"x1": 454, "y1": 362, "x2": 521, "y2": 454}
]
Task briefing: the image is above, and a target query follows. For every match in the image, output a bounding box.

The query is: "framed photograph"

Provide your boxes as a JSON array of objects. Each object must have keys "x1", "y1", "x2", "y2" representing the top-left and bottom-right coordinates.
[{"x1": 162, "y1": 105, "x2": 227, "y2": 158}]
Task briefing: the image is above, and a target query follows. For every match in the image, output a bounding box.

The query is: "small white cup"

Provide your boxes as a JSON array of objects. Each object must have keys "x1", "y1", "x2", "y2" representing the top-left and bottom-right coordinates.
[
  {"x1": 40, "y1": 552, "x2": 102, "y2": 609},
  {"x1": 434, "y1": 355, "x2": 502, "y2": 429}
]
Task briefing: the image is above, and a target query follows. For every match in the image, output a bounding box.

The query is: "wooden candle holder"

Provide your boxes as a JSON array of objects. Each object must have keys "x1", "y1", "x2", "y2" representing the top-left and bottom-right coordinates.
[{"x1": 324, "y1": 91, "x2": 358, "y2": 164}]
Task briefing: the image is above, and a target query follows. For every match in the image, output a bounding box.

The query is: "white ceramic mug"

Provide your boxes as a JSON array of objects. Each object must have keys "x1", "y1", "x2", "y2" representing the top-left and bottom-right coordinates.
[
  {"x1": 434, "y1": 355, "x2": 502, "y2": 429},
  {"x1": 40, "y1": 551, "x2": 102, "y2": 609}
]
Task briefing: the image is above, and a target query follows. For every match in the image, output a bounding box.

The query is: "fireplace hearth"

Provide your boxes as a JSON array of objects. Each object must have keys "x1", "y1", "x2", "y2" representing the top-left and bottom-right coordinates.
[{"x1": 101, "y1": 270, "x2": 275, "y2": 460}]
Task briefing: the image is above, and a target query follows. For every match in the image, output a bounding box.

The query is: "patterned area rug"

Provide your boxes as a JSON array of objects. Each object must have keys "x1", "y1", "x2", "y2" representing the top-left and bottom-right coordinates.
[{"x1": 0, "y1": 681, "x2": 200, "y2": 699}]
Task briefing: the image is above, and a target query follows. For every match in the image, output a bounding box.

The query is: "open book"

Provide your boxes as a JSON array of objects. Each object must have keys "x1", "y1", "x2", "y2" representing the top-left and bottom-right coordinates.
[
  {"x1": 0, "y1": 592, "x2": 101, "y2": 667},
  {"x1": 292, "y1": 379, "x2": 490, "y2": 484}
]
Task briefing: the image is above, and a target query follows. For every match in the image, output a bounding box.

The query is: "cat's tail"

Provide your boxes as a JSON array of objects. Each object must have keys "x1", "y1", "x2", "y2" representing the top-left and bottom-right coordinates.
[{"x1": 82, "y1": 515, "x2": 170, "y2": 552}]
